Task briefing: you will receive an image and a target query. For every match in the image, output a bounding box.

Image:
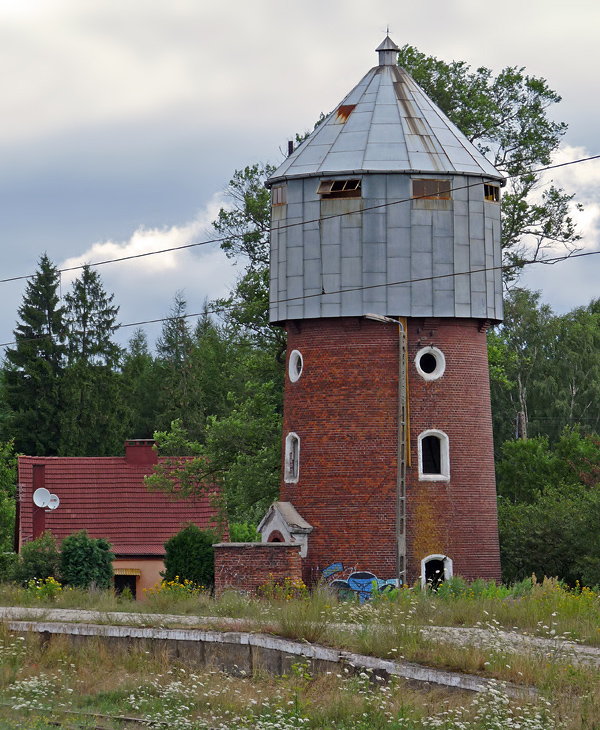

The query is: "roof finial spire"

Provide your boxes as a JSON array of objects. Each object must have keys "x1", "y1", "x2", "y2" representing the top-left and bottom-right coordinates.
[{"x1": 376, "y1": 33, "x2": 399, "y2": 66}]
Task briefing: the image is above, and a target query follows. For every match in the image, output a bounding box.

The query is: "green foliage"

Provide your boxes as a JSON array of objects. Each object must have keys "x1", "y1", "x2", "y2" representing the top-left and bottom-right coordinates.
[
  {"x1": 228, "y1": 522, "x2": 261, "y2": 542},
  {"x1": 148, "y1": 380, "x2": 281, "y2": 524},
  {"x1": 496, "y1": 435, "x2": 577, "y2": 504},
  {"x1": 154, "y1": 293, "x2": 205, "y2": 440},
  {"x1": 0, "y1": 441, "x2": 16, "y2": 552},
  {"x1": 2, "y1": 254, "x2": 66, "y2": 455},
  {"x1": 59, "y1": 530, "x2": 114, "y2": 590},
  {"x1": 497, "y1": 430, "x2": 600, "y2": 585},
  {"x1": 397, "y1": 46, "x2": 581, "y2": 279},
  {"x1": 121, "y1": 328, "x2": 162, "y2": 439},
  {"x1": 162, "y1": 523, "x2": 217, "y2": 589},
  {"x1": 26, "y1": 576, "x2": 62, "y2": 601},
  {"x1": 0, "y1": 552, "x2": 18, "y2": 583},
  {"x1": 213, "y1": 163, "x2": 274, "y2": 269},
  {"x1": 490, "y1": 289, "x2": 600, "y2": 448},
  {"x1": 13, "y1": 532, "x2": 60, "y2": 586},
  {"x1": 212, "y1": 163, "x2": 285, "y2": 352},
  {"x1": 61, "y1": 265, "x2": 125, "y2": 456}
]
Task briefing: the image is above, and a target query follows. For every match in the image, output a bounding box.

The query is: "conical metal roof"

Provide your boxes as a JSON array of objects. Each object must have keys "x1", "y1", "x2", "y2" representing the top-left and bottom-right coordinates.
[{"x1": 268, "y1": 37, "x2": 501, "y2": 185}]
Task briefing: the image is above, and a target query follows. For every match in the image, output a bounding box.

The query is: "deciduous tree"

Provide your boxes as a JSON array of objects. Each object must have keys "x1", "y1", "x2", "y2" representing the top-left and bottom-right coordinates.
[{"x1": 396, "y1": 45, "x2": 582, "y2": 279}]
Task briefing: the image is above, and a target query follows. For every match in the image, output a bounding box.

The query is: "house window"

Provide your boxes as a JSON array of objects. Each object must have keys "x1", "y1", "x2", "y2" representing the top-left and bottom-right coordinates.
[
  {"x1": 412, "y1": 179, "x2": 452, "y2": 200},
  {"x1": 415, "y1": 346, "x2": 446, "y2": 381},
  {"x1": 272, "y1": 185, "x2": 287, "y2": 206},
  {"x1": 317, "y1": 179, "x2": 362, "y2": 199},
  {"x1": 418, "y1": 429, "x2": 450, "y2": 481},
  {"x1": 484, "y1": 184, "x2": 500, "y2": 203},
  {"x1": 420, "y1": 554, "x2": 453, "y2": 589},
  {"x1": 284, "y1": 432, "x2": 300, "y2": 483},
  {"x1": 288, "y1": 350, "x2": 303, "y2": 383}
]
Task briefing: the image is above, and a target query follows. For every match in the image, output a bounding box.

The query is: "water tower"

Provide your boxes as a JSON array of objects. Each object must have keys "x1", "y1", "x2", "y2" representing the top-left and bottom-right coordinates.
[{"x1": 263, "y1": 36, "x2": 502, "y2": 585}]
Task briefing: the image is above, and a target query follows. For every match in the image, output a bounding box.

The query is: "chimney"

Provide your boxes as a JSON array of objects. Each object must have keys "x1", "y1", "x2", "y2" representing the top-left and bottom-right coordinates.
[{"x1": 125, "y1": 439, "x2": 158, "y2": 466}]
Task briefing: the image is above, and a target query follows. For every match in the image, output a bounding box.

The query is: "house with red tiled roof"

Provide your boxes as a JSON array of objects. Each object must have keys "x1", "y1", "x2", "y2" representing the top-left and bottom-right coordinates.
[{"x1": 17, "y1": 439, "x2": 222, "y2": 599}]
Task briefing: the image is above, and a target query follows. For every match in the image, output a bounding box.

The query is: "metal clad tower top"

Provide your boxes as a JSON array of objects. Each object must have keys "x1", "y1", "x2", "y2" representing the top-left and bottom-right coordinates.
[
  {"x1": 267, "y1": 38, "x2": 504, "y2": 324},
  {"x1": 268, "y1": 38, "x2": 501, "y2": 183}
]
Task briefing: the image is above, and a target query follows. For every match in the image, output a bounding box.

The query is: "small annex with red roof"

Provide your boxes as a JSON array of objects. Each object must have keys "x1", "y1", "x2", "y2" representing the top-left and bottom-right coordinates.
[{"x1": 17, "y1": 439, "x2": 222, "y2": 599}]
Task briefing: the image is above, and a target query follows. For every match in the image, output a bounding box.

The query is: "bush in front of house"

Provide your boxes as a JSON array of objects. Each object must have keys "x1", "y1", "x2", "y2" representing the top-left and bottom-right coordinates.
[
  {"x1": 12, "y1": 531, "x2": 60, "y2": 585},
  {"x1": 60, "y1": 530, "x2": 114, "y2": 590},
  {"x1": 163, "y1": 523, "x2": 217, "y2": 590}
]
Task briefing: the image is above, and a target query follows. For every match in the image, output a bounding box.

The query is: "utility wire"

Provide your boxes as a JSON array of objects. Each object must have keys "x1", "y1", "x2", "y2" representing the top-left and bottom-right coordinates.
[
  {"x1": 0, "y1": 245, "x2": 596, "y2": 349},
  {"x1": 1, "y1": 152, "x2": 599, "y2": 349},
  {"x1": 0, "y1": 152, "x2": 599, "y2": 287}
]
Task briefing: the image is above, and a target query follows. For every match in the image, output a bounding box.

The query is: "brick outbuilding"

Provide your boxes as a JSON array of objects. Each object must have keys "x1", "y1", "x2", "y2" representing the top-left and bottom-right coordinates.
[{"x1": 17, "y1": 439, "x2": 222, "y2": 598}]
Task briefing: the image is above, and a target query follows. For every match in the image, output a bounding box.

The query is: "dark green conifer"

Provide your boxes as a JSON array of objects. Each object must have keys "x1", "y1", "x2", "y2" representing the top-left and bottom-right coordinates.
[
  {"x1": 61, "y1": 265, "x2": 124, "y2": 455},
  {"x1": 2, "y1": 254, "x2": 66, "y2": 455}
]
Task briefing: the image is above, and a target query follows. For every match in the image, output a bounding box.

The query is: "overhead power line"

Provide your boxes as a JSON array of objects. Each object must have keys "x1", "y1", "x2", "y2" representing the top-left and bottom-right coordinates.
[
  {"x1": 0, "y1": 152, "x2": 599, "y2": 288},
  {"x1": 1, "y1": 152, "x2": 599, "y2": 350},
  {"x1": 1, "y1": 245, "x2": 598, "y2": 350}
]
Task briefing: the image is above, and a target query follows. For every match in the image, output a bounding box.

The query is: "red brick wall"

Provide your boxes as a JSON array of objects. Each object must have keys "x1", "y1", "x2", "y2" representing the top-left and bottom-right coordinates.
[
  {"x1": 214, "y1": 543, "x2": 303, "y2": 595},
  {"x1": 281, "y1": 316, "x2": 501, "y2": 585},
  {"x1": 405, "y1": 319, "x2": 500, "y2": 583}
]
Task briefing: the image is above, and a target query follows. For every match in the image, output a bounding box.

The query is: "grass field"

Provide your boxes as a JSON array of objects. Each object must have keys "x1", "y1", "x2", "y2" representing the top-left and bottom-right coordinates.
[{"x1": 0, "y1": 575, "x2": 598, "y2": 728}]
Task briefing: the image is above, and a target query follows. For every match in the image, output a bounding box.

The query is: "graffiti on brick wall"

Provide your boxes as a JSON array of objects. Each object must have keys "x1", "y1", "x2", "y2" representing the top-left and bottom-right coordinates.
[{"x1": 320, "y1": 562, "x2": 399, "y2": 602}]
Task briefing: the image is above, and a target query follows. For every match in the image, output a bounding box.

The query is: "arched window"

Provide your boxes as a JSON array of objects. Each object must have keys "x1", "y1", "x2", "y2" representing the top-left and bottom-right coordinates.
[
  {"x1": 284, "y1": 432, "x2": 300, "y2": 483},
  {"x1": 418, "y1": 429, "x2": 449, "y2": 481},
  {"x1": 420, "y1": 554, "x2": 453, "y2": 589}
]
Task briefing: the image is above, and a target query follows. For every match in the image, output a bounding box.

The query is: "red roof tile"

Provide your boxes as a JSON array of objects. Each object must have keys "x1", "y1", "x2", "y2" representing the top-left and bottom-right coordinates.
[{"x1": 18, "y1": 451, "x2": 224, "y2": 557}]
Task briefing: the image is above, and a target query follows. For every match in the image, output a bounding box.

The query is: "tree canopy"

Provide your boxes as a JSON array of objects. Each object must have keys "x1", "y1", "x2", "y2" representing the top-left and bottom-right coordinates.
[
  {"x1": 2, "y1": 254, "x2": 66, "y2": 455},
  {"x1": 397, "y1": 45, "x2": 582, "y2": 280}
]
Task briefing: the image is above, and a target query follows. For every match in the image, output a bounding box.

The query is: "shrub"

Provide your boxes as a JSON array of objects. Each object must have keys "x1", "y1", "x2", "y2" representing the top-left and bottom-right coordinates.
[
  {"x1": 0, "y1": 552, "x2": 18, "y2": 582},
  {"x1": 12, "y1": 532, "x2": 60, "y2": 585},
  {"x1": 228, "y1": 522, "x2": 261, "y2": 542},
  {"x1": 60, "y1": 531, "x2": 113, "y2": 590},
  {"x1": 163, "y1": 524, "x2": 217, "y2": 589}
]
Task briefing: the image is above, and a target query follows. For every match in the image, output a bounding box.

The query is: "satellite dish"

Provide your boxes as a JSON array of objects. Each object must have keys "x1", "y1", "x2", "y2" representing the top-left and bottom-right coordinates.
[
  {"x1": 47, "y1": 494, "x2": 60, "y2": 511},
  {"x1": 33, "y1": 488, "x2": 50, "y2": 508}
]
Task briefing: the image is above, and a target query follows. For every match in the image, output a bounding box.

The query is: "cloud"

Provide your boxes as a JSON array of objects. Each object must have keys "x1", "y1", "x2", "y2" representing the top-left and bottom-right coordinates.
[
  {"x1": 543, "y1": 145, "x2": 600, "y2": 252},
  {"x1": 521, "y1": 145, "x2": 600, "y2": 311},
  {"x1": 58, "y1": 193, "x2": 239, "y2": 345}
]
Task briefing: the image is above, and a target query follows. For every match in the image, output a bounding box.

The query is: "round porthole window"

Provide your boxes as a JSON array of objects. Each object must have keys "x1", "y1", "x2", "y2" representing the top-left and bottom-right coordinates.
[
  {"x1": 288, "y1": 350, "x2": 303, "y2": 382},
  {"x1": 415, "y1": 346, "x2": 445, "y2": 381}
]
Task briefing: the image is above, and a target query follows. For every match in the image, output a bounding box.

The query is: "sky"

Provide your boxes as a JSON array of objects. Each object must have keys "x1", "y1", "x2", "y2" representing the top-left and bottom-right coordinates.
[{"x1": 1, "y1": 0, "x2": 600, "y2": 350}]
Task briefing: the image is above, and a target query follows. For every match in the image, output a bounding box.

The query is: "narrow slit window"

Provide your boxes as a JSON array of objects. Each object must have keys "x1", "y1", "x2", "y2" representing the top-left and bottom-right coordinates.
[
  {"x1": 272, "y1": 185, "x2": 287, "y2": 206},
  {"x1": 285, "y1": 432, "x2": 300, "y2": 483},
  {"x1": 412, "y1": 179, "x2": 452, "y2": 200},
  {"x1": 318, "y1": 179, "x2": 362, "y2": 199},
  {"x1": 484, "y1": 184, "x2": 500, "y2": 202}
]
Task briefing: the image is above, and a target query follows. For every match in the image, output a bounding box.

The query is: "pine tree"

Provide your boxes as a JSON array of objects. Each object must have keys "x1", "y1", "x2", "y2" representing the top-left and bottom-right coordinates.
[
  {"x1": 60, "y1": 265, "x2": 125, "y2": 456},
  {"x1": 121, "y1": 328, "x2": 161, "y2": 439},
  {"x1": 155, "y1": 293, "x2": 204, "y2": 439},
  {"x1": 2, "y1": 254, "x2": 66, "y2": 455}
]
